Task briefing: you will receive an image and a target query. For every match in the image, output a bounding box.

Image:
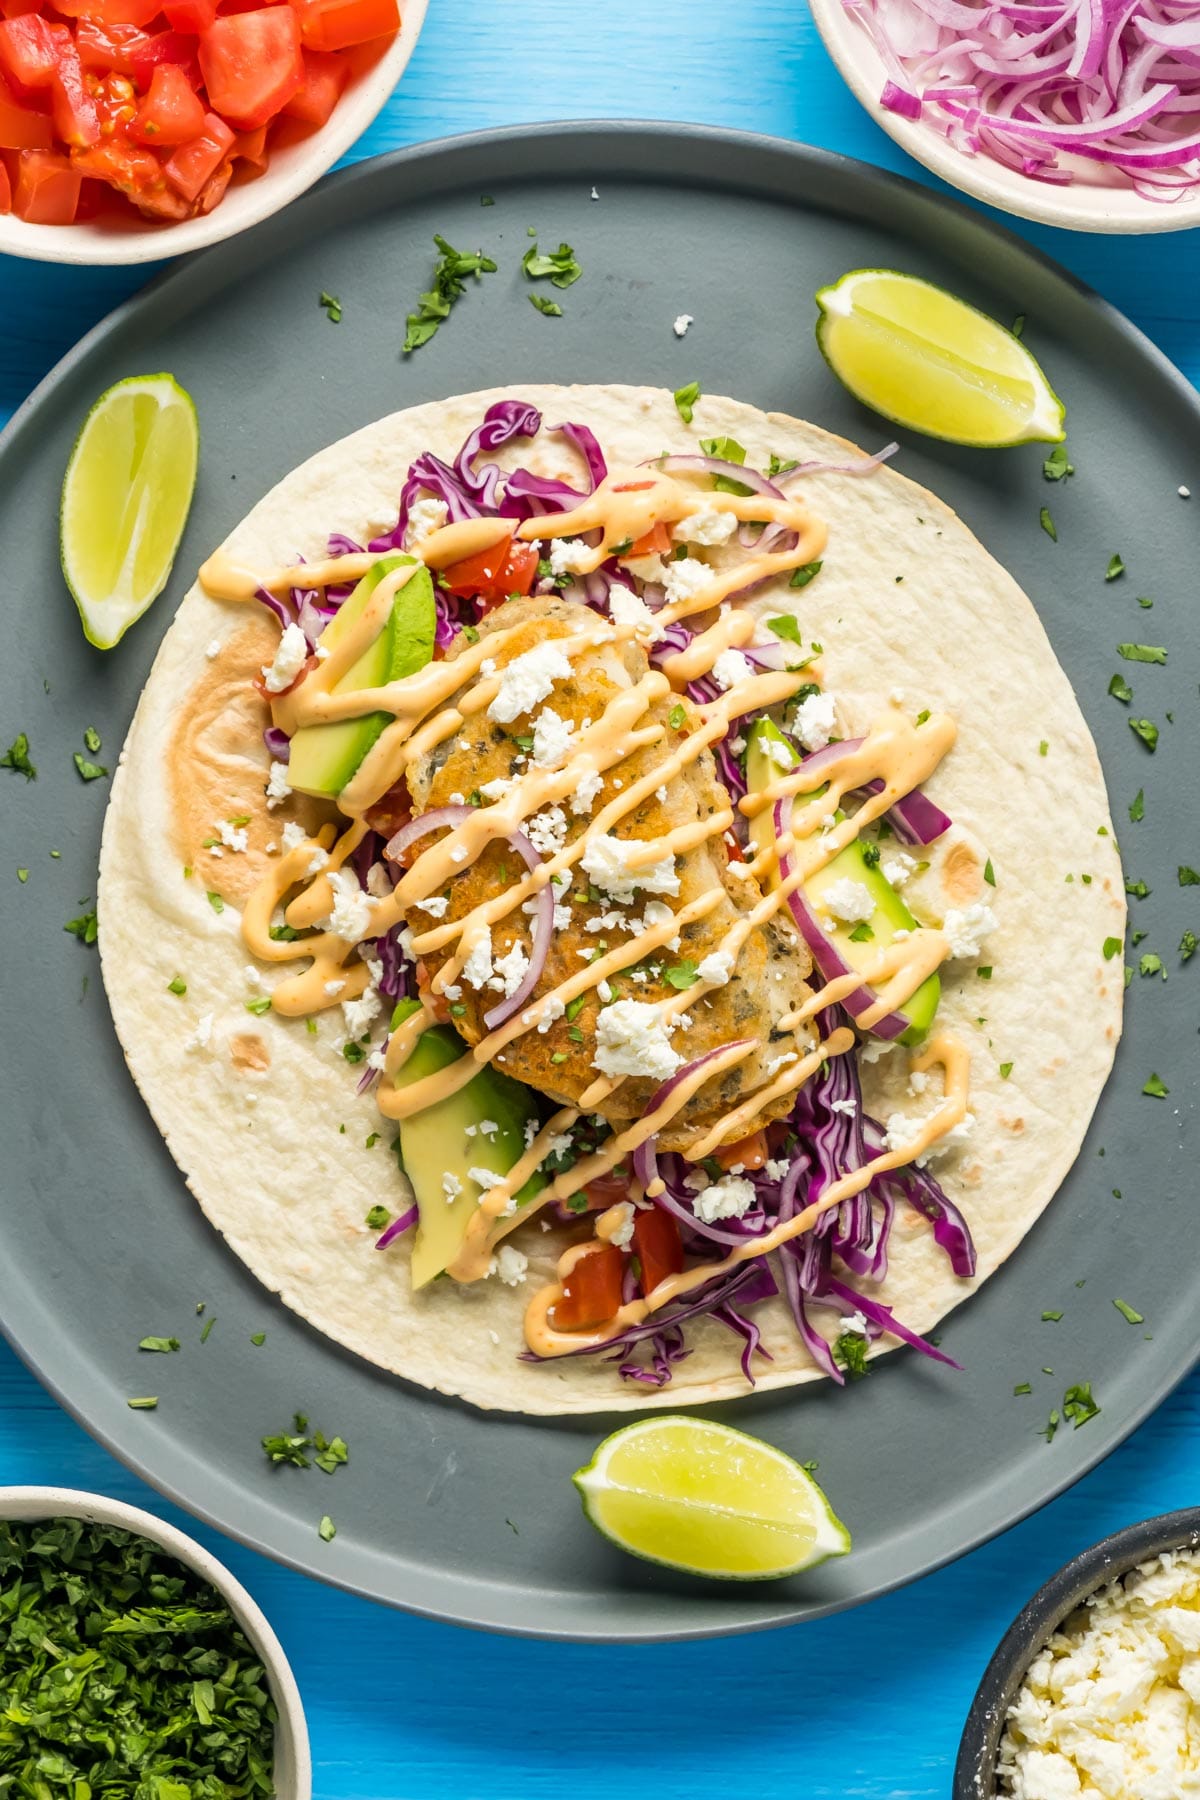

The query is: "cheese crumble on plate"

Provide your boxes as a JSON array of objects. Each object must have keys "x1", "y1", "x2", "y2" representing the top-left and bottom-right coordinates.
[{"x1": 999, "y1": 1548, "x2": 1200, "y2": 1800}]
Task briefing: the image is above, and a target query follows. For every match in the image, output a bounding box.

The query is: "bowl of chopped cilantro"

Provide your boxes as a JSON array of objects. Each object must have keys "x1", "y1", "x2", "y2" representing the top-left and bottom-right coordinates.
[{"x1": 0, "y1": 1486, "x2": 310, "y2": 1798}]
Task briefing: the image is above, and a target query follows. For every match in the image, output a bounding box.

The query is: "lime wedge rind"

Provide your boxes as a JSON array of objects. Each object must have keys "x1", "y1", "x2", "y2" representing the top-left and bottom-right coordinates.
[
  {"x1": 815, "y1": 267, "x2": 1065, "y2": 449},
  {"x1": 573, "y1": 1415, "x2": 852, "y2": 1582},
  {"x1": 60, "y1": 372, "x2": 199, "y2": 651}
]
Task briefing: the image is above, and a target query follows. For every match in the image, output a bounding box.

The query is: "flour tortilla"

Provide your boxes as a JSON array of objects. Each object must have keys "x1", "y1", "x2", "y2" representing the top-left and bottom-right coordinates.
[{"x1": 98, "y1": 385, "x2": 1124, "y2": 1415}]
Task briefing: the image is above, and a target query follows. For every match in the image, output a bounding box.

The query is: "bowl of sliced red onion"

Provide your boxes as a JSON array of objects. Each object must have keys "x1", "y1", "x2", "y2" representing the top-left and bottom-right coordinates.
[{"x1": 809, "y1": 0, "x2": 1200, "y2": 232}]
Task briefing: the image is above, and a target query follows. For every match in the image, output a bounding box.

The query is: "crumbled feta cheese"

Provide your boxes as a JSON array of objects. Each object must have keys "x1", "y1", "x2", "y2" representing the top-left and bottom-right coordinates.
[
  {"x1": 324, "y1": 868, "x2": 376, "y2": 941},
  {"x1": 792, "y1": 690, "x2": 837, "y2": 752},
  {"x1": 341, "y1": 988, "x2": 381, "y2": 1037},
  {"x1": 942, "y1": 902, "x2": 997, "y2": 960},
  {"x1": 405, "y1": 495, "x2": 449, "y2": 549},
  {"x1": 265, "y1": 760, "x2": 292, "y2": 809},
  {"x1": 362, "y1": 863, "x2": 391, "y2": 900},
  {"x1": 596, "y1": 978, "x2": 613, "y2": 1003},
  {"x1": 218, "y1": 819, "x2": 248, "y2": 853},
  {"x1": 531, "y1": 706, "x2": 576, "y2": 769},
  {"x1": 581, "y1": 834, "x2": 679, "y2": 900},
  {"x1": 536, "y1": 995, "x2": 565, "y2": 1035},
  {"x1": 823, "y1": 878, "x2": 875, "y2": 924},
  {"x1": 528, "y1": 806, "x2": 569, "y2": 856},
  {"x1": 764, "y1": 1157, "x2": 790, "y2": 1181},
  {"x1": 697, "y1": 949, "x2": 734, "y2": 986},
  {"x1": 570, "y1": 770, "x2": 604, "y2": 817},
  {"x1": 763, "y1": 734, "x2": 794, "y2": 771},
  {"x1": 673, "y1": 505, "x2": 736, "y2": 547},
  {"x1": 547, "y1": 538, "x2": 592, "y2": 578},
  {"x1": 661, "y1": 556, "x2": 712, "y2": 608},
  {"x1": 261, "y1": 622, "x2": 309, "y2": 694},
  {"x1": 443, "y1": 1172, "x2": 463, "y2": 1203},
  {"x1": 307, "y1": 847, "x2": 329, "y2": 877},
  {"x1": 449, "y1": 846, "x2": 468, "y2": 864},
  {"x1": 673, "y1": 313, "x2": 693, "y2": 337},
  {"x1": 908, "y1": 1069, "x2": 931, "y2": 1096},
  {"x1": 462, "y1": 926, "x2": 494, "y2": 990},
  {"x1": 416, "y1": 894, "x2": 449, "y2": 917},
  {"x1": 828, "y1": 1097, "x2": 858, "y2": 1116},
  {"x1": 882, "y1": 852, "x2": 916, "y2": 887},
  {"x1": 609, "y1": 1202, "x2": 636, "y2": 1248},
  {"x1": 692, "y1": 1175, "x2": 756, "y2": 1223},
  {"x1": 712, "y1": 647, "x2": 753, "y2": 692},
  {"x1": 593, "y1": 1000, "x2": 681, "y2": 1081},
  {"x1": 478, "y1": 1119, "x2": 500, "y2": 1138},
  {"x1": 441, "y1": 982, "x2": 462, "y2": 1001},
  {"x1": 205, "y1": 638, "x2": 221, "y2": 659},
  {"x1": 490, "y1": 1244, "x2": 528, "y2": 1286},
  {"x1": 469, "y1": 1166, "x2": 505, "y2": 1192},
  {"x1": 185, "y1": 1012, "x2": 214, "y2": 1053},
  {"x1": 480, "y1": 775, "x2": 517, "y2": 801},
  {"x1": 490, "y1": 939, "x2": 529, "y2": 999},
  {"x1": 639, "y1": 898, "x2": 681, "y2": 950},
  {"x1": 883, "y1": 1112, "x2": 923, "y2": 1153},
  {"x1": 860, "y1": 1037, "x2": 895, "y2": 1064},
  {"x1": 608, "y1": 585, "x2": 662, "y2": 639},
  {"x1": 324, "y1": 979, "x2": 346, "y2": 997},
  {"x1": 487, "y1": 643, "x2": 573, "y2": 723},
  {"x1": 282, "y1": 821, "x2": 308, "y2": 852}
]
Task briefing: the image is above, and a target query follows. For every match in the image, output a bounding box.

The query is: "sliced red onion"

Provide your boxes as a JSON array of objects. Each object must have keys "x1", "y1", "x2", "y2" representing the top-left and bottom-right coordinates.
[
  {"x1": 385, "y1": 804, "x2": 475, "y2": 865},
  {"x1": 882, "y1": 78, "x2": 924, "y2": 116},
  {"x1": 775, "y1": 796, "x2": 911, "y2": 1040},
  {"x1": 482, "y1": 828, "x2": 552, "y2": 1028},
  {"x1": 776, "y1": 443, "x2": 899, "y2": 481},
  {"x1": 375, "y1": 1204, "x2": 418, "y2": 1250},
  {"x1": 263, "y1": 725, "x2": 290, "y2": 763},
  {"x1": 649, "y1": 454, "x2": 787, "y2": 501}
]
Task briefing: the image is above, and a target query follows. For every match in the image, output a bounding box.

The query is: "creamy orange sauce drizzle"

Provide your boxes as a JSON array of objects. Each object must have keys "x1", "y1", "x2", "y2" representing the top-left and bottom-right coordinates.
[{"x1": 202, "y1": 451, "x2": 972, "y2": 1356}]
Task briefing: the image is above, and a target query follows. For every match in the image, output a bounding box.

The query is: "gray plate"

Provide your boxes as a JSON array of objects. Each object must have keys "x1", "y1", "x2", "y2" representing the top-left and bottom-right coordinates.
[{"x1": 2, "y1": 123, "x2": 1197, "y2": 1641}]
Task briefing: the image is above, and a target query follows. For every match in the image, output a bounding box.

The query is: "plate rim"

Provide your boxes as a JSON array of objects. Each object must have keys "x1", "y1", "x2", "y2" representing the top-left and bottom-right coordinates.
[{"x1": 3, "y1": 117, "x2": 1199, "y2": 1641}]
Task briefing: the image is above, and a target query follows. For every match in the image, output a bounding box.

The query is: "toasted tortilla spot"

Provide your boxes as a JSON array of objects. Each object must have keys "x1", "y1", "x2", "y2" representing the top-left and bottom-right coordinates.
[
  {"x1": 229, "y1": 1032, "x2": 270, "y2": 1073},
  {"x1": 941, "y1": 837, "x2": 983, "y2": 905}
]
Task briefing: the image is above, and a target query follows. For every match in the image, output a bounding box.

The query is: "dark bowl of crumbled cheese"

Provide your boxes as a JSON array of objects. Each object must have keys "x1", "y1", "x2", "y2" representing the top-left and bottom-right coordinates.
[
  {"x1": 0, "y1": 1486, "x2": 311, "y2": 1799},
  {"x1": 955, "y1": 1508, "x2": 1200, "y2": 1799}
]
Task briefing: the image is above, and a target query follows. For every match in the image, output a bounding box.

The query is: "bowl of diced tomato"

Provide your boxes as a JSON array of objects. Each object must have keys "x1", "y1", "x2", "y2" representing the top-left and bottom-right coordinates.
[{"x1": 0, "y1": 0, "x2": 426, "y2": 262}]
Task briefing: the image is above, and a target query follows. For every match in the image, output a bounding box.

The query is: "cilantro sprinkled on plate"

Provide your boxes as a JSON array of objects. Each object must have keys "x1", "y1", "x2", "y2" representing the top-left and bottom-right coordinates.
[
  {"x1": 404, "y1": 235, "x2": 498, "y2": 354},
  {"x1": 1108, "y1": 672, "x2": 1133, "y2": 704},
  {"x1": 1143, "y1": 1073, "x2": 1169, "y2": 1099},
  {"x1": 319, "y1": 1514, "x2": 337, "y2": 1542},
  {"x1": 1179, "y1": 866, "x2": 1200, "y2": 887},
  {"x1": 1, "y1": 732, "x2": 34, "y2": 778},
  {"x1": 1105, "y1": 553, "x2": 1125, "y2": 581},
  {"x1": 319, "y1": 291, "x2": 342, "y2": 323},
  {"x1": 522, "y1": 239, "x2": 582, "y2": 289},
  {"x1": 1062, "y1": 1382, "x2": 1100, "y2": 1428},
  {"x1": 1182, "y1": 930, "x2": 1198, "y2": 963},
  {"x1": 529, "y1": 294, "x2": 563, "y2": 318},
  {"x1": 1113, "y1": 1298, "x2": 1144, "y2": 1325},
  {"x1": 1129, "y1": 789, "x2": 1144, "y2": 822},
  {"x1": 138, "y1": 1335, "x2": 179, "y2": 1353},
  {"x1": 1129, "y1": 717, "x2": 1159, "y2": 751},
  {"x1": 65, "y1": 906, "x2": 98, "y2": 945},
  {"x1": 73, "y1": 752, "x2": 108, "y2": 781},
  {"x1": 1117, "y1": 643, "x2": 1167, "y2": 664},
  {"x1": 1039, "y1": 506, "x2": 1057, "y2": 541},
  {"x1": 1042, "y1": 444, "x2": 1073, "y2": 481}
]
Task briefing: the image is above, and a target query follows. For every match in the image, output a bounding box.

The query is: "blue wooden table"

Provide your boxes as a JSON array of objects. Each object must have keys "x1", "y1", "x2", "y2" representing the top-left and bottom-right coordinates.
[{"x1": 4, "y1": 2, "x2": 1200, "y2": 1793}]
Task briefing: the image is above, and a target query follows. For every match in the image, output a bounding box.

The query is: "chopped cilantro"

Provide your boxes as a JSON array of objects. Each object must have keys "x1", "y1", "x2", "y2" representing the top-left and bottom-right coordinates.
[
  {"x1": 698, "y1": 435, "x2": 755, "y2": 495},
  {"x1": 73, "y1": 753, "x2": 108, "y2": 781},
  {"x1": 1039, "y1": 739, "x2": 1049, "y2": 756},
  {"x1": 565, "y1": 994, "x2": 587, "y2": 1023},
  {"x1": 1125, "y1": 876, "x2": 1150, "y2": 899},
  {"x1": 16, "y1": 868, "x2": 27, "y2": 883},
  {"x1": 674, "y1": 381, "x2": 701, "y2": 424},
  {"x1": 767, "y1": 614, "x2": 804, "y2": 644},
  {"x1": 1129, "y1": 717, "x2": 1159, "y2": 751},
  {"x1": 522, "y1": 239, "x2": 582, "y2": 289},
  {"x1": 1117, "y1": 643, "x2": 1167, "y2": 664},
  {"x1": 250, "y1": 1333, "x2": 266, "y2": 1347},
  {"x1": 1041, "y1": 1410, "x2": 1060, "y2": 1442},
  {"x1": 206, "y1": 890, "x2": 224, "y2": 914},
  {"x1": 244, "y1": 995, "x2": 271, "y2": 1016},
  {"x1": 319, "y1": 1514, "x2": 337, "y2": 1542},
  {"x1": 848, "y1": 921, "x2": 874, "y2": 943},
  {"x1": 1042, "y1": 444, "x2": 1073, "y2": 481},
  {"x1": 669, "y1": 702, "x2": 687, "y2": 730},
  {"x1": 84, "y1": 725, "x2": 101, "y2": 753},
  {"x1": 1014, "y1": 1382, "x2": 1032, "y2": 1395},
  {"x1": 1138, "y1": 595, "x2": 1153, "y2": 608},
  {"x1": 1182, "y1": 930, "x2": 1198, "y2": 963},
  {"x1": 788, "y1": 560, "x2": 823, "y2": 590},
  {"x1": 403, "y1": 234, "x2": 498, "y2": 353},
  {"x1": 1102, "y1": 937, "x2": 1122, "y2": 961},
  {"x1": 167, "y1": 976, "x2": 187, "y2": 996},
  {"x1": 566, "y1": 1192, "x2": 590, "y2": 1214},
  {"x1": 1042, "y1": 1310, "x2": 1063, "y2": 1322},
  {"x1": 64, "y1": 907, "x2": 98, "y2": 946},
  {"x1": 1113, "y1": 1298, "x2": 1144, "y2": 1325},
  {"x1": 1129, "y1": 789, "x2": 1144, "y2": 822},
  {"x1": 1000, "y1": 1061, "x2": 1013, "y2": 1078},
  {"x1": 319, "y1": 290, "x2": 342, "y2": 323},
  {"x1": 1039, "y1": 506, "x2": 1057, "y2": 541},
  {"x1": 342, "y1": 1042, "x2": 366, "y2": 1064},
  {"x1": 529, "y1": 293, "x2": 563, "y2": 317},
  {"x1": 983, "y1": 858, "x2": 996, "y2": 887},
  {"x1": 270, "y1": 922, "x2": 301, "y2": 941},
  {"x1": 1012, "y1": 314, "x2": 1026, "y2": 338},
  {"x1": 1, "y1": 733, "x2": 35, "y2": 778},
  {"x1": 977, "y1": 965, "x2": 993, "y2": 979},
  {"x1": 126, "y1": 1396, "x2": 158, "y2": 1410},
  {"x1": 366, "y1": 1205, "x2": 391, "y2": 1229},
  {"x1": 200, "y1": 1316, "x2": 215, "y2": 1344},
  {"x1": 767, "y1": 453, "x2": 799, "y2": 477},
  {"x1": 1105, "y1": 553, "x2": 1125, "y2": 581},
  {"x1": 1139, "y1": 953, "x2": 1166, "y2": 981},
  {"x1": 138, "y1": 1336, "x2": 179, "y2": 1353},
  {"x1": 1179, "y1": 866, "x2": 1200, "y2": 886},
  {"x1": 1143, "y1": 1073, "x2": 1169, "y2": 1098},
  {"x1": 832, "y1": 1331, "x2": 869, "y2": 1380},
  {"x1": 1062, "y1": 1381, "x2": 1100, "y2": 1428},
  {"x1": 1108, "y1": 672, "x2": 1133, "y2": 704}
]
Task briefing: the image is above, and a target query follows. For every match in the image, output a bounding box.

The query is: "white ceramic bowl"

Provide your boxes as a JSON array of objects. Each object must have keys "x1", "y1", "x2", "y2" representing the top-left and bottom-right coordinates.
[
  {"x1": 0, "y1": 1487, "x2": 311, "y2": 1799},
  {"x1": 809, "y1": 0, "x2": 1200, "y2": 234},
  {"x1": 0, "y1": 0, "x2": 428, "y2": 265}
]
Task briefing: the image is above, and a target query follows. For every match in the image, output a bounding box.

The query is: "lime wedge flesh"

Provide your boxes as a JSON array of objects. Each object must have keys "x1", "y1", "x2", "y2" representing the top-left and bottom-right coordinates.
[
  {"x1": 816, "y1": 269, "x2": 1065, "y2": 447},
  {"x1": 60, "y1": 373, "x2": 199, "y2": 650},
  {"x1": 573, "y1": 1416, "x2": 851, "y2": 1580}
]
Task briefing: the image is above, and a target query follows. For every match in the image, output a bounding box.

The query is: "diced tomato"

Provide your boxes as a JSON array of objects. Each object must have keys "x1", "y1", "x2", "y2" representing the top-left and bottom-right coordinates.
[
  {"x1": 231, "y1": 119, "x2": 266, "y2": 169},
  {"x1": 196, "y1": 153, "x2": 230, "y2": 210},
  {"x1": 0, "y1": 16, "x2": 59, "y2": 92},
  {"x1": 52, "y1": 0, "x2": 164, "y2": 24},
  {"x1": 0, "y1": 0, "x2": 42, "y2": 19},
  {"x1": 632, "y1": 1207, "x2": 684, "y2": 1296},
  {"x1": 712, "y1": 1128, "x2": 768, "y2": 1173},
  {"x1": 413, "y1": 960, "x2": 450, "y2": 1026},
  {"x1": 12, "y1": 145, "x2": 78, "y2": 220},
  {"x1": 364, "y1": 780, "x2": 412, "y2": 840},
  {"x1": 626, "y1": 522, "x2": 671, "y2": 559},
  {"x1": 291, "y1": 0, "x2": 398, "y2": 52},
  {"x1": 554, "y1": 1244, "x2": 623, "y2": 1332},
  {"x1": 72, "y1": 137, "x2": 190, "y2": 217},
  {"x1": 198, "y1": 8, "x2": 302, "y2": 129},
  {"x1": 129, "y1": 29, "x2": 200, "y2": 87},
  {"x1": 580, "y1": 1169, "x2": 631, "y2": 1210},
  {"x1": 0, "y1": 155, "x2": 10, "y2": 209},
  {"x1": 48, "y1": 42, "x2": 98, "y2": 147},
  {"x1": 162, "y1": 107, "x2": 233, "y2": 198},
  {"x1": 76, "y1": 18, "x2": 151, "y2": 74},
  {"x1": 131, "y1": 62, "x2": 205, "y2": 144},
  {"x1": 281, "y1": 45, "x2": 345, "y2": 125},
  {"x1": 439, "y1": 541, "x2": 539, "y2": 614},
  {"x1": 0, "y1": 70, "x2": 51, "y2": 147},
  {"x1": 164, "y1": 0, "x2": 218, "y2": 29}
]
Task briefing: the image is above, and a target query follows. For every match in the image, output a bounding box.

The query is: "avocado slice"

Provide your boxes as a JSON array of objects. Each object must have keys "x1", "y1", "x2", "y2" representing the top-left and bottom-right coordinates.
[
  {"x1": 744, "y1": 717, "x2": 939, "y2": 1044},
  {"x1": 390, "y1": 1001, "x2": 545, "y2": 1289},
  {"x1": 287, "y1": 555, "x2": 436, "y2": 799}
]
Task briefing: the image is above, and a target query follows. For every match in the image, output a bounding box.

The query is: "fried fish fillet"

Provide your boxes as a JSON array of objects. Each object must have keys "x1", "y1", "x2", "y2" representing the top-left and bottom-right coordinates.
[{"x1": 403, "y1": 596, "x2": 816, "y2": 1153}]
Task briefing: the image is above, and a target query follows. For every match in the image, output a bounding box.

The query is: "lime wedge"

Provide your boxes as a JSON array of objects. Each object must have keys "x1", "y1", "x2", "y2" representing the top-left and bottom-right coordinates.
[
  {"x1": 60, "y1": 373, "x2": 199, "y2": 650},
  {"x1": 573, "y1": 1415, "x2": 851, "y2": 1581},
  {"x1": 815, "y1": 269, "x2": 1065, "y2": 447}
]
